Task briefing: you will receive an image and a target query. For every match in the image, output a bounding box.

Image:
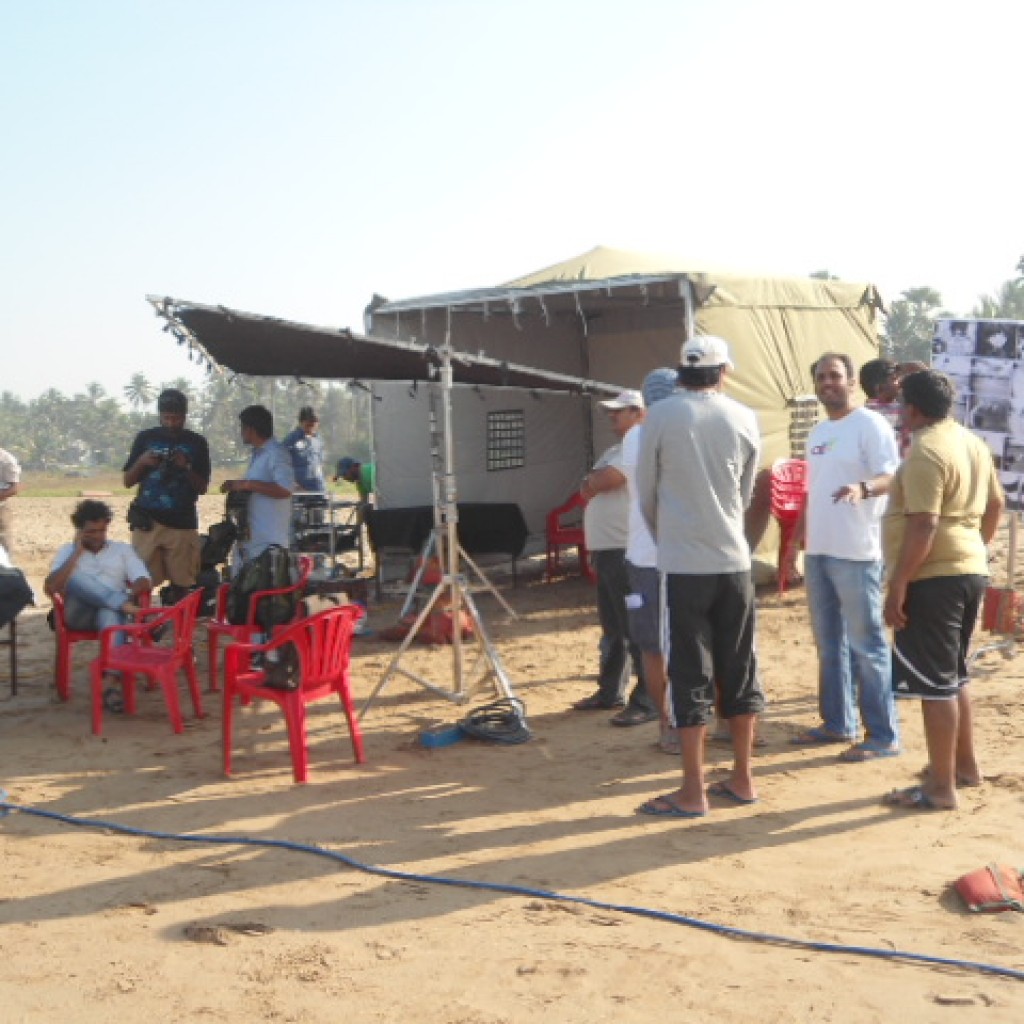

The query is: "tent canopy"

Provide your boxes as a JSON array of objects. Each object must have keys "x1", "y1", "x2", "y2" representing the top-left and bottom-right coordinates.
[
  {"x1": 145, "y1": 295, "x2": 622, "y2": 395},
  {"x1": 367, "y1": 245, "x2": 884, "y2": 468}
]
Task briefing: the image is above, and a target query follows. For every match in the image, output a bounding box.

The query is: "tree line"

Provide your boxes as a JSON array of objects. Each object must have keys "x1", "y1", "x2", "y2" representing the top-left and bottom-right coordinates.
[
  {"x1": 0, "y1": 373, "x2": 371, "y2": 473},
  {"x1": 881, "y1": 255, "x2": 1024, "y2": 364}
]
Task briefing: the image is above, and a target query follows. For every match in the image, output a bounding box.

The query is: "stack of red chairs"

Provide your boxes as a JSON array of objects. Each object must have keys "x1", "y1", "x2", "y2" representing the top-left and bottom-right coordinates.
[{"x1": 770, "y1": 458, "x2": 809, "y2": 594}]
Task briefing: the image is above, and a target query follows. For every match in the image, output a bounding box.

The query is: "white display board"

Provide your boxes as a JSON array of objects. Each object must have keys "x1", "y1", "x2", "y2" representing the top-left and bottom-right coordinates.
[{"x1": 933, "y1": 317, "x2": 1024, "y2": 506}]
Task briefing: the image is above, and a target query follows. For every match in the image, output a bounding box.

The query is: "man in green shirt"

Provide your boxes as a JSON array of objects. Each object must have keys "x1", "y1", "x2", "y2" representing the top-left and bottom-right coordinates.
[{"x1": 334, "y1": 457, "x2": 376, "y2": 503}]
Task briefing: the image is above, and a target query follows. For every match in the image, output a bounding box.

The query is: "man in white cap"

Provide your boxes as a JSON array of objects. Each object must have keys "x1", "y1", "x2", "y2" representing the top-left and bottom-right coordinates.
[
  {"x1": 636, "y1": 336, "x2": 765, "y2": 817},
  {"x1": 571, "y1": 388, "x2": 659, "y2": 725}
]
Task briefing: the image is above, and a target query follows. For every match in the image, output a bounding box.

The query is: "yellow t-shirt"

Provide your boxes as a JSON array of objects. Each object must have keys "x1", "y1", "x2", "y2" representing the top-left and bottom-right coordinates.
[{"x1": 882, "y1": 418, "x2": 1002, "y2": 580}]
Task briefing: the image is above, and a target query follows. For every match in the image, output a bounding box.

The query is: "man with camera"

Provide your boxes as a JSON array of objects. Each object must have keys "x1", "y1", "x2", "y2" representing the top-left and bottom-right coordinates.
[{"x1": 123, "y1": 388, "x2": 211, "y2": 603}]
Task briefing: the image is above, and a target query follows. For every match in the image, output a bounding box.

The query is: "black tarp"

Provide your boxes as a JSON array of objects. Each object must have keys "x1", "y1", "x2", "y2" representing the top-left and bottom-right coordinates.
[{"x1": 148, "y1": 297, "x2": 620, "y2": 395}]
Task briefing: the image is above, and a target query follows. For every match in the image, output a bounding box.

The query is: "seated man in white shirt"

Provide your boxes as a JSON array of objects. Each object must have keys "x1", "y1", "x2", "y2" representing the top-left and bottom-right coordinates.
[{"x1": 44, "y1": 499, "x2": 152, "y2": 632}]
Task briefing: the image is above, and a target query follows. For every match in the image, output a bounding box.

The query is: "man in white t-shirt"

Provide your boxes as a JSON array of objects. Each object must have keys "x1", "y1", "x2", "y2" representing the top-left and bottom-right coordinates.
[
  {"x1": 571, "y1": 390, "x2": 657, "y2": 724},
  {"x1": 789, "y1": 353, "x2": 901, "y2": 761}
]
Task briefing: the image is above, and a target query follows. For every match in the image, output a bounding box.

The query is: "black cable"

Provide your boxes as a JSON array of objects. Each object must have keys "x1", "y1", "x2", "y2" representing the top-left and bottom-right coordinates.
[{"x1": 459, "y1": 697, "x2": 532, "y2": 744}]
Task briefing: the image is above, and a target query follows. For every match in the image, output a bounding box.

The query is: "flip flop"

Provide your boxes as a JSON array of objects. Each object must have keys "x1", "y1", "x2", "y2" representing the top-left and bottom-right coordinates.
[
  {"x1": 881, "y1": 785, "x2": 953, "y2": 811},
  {"x1": 636, "y1": 794, "x2": 706, "y2": 819},
  {"x1": 707, "y1": 781, "x2": 758, "y2": 805},
  {"x1": 838, "y1": 743, "x2": 900, "y2": 763},
  {"x1": 789, "y1": 726, "x2": 853, "y2": 746}
]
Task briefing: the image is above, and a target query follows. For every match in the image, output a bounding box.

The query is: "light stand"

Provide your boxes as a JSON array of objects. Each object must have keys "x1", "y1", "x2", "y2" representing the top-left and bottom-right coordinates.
[{"x1": 360, "y1": 342, "x2": 519, "y2": 717}]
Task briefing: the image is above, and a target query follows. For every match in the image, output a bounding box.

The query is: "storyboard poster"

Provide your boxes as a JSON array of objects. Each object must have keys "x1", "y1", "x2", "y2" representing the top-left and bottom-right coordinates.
[{"x1": 932, "y1": 317, "x2": 1024, "y2": 508}]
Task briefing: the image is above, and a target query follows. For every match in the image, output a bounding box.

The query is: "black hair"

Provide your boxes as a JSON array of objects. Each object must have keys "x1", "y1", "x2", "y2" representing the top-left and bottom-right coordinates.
[
  {"x1": 71, "y1": 499, "x2": 113, "y2": 528},
  {"x1": 858, "y1": 358, "x2": 897, "y2": 399},
  {"x1": 298, "y1": 406, "x2": 317, "y2": 423},
  {"x1": 157, "y1": 388, "x2": 188, "y2": 414},
  {"x1": 810, "y1": 352, "x2": 856, "y2": 381},
  {"x1": 678, "y1": 365, "x2": 724, "y2": 389},
  {"x1": 239, "y1": 404, "x2": 274, "y2": 439},
  {"x1": 901, "y1": 369, "x2": 954, "y2": 420}
]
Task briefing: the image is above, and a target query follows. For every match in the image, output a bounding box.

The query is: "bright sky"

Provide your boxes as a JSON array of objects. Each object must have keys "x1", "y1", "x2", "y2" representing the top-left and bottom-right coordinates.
[{"x1": 4, "y1": 0, "x2": 1024, "y2": 401}]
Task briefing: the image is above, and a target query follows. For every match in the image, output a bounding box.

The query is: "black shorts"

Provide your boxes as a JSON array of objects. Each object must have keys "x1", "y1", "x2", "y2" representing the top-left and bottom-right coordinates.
[
  {"x1": 892, "y1": 575, "x2": 987, "y2": 700},
  {"x1": 625, "y1": 562, "x2": 665, "y2": 654},
  {"x1": 664, "y1": 571, "x2": 764, "y2": 728}
]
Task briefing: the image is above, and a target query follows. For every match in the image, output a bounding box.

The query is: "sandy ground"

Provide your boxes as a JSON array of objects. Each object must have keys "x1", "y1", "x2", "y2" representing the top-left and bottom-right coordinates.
[{"x1": 1, "y1": 495, "x2": 1023, "y2": 1023}]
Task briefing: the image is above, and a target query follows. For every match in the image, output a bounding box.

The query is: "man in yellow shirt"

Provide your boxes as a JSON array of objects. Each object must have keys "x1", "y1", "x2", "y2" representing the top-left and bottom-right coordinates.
[{"x1": 882, "y1": 371, "x2": 1004, "y2": 811}]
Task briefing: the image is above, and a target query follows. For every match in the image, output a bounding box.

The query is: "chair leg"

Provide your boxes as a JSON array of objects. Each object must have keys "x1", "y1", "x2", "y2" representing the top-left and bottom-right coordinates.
[
  {"x1": 223, "y1": 689, "x2": 235, "y2": 776},
  {"x1": 283, "y1": 699, "x2": 310, "y2": 783},
  {"x1": 159, "y1": 669, "x2": 185, "y2": 734},
  {"x1": 90, "y1": 662, "x2": 104, "y2": 735},
  {"x1": 207, "y1": 629, "x2": 220, "y2": 692},
  {"x1": 337, "y1": 682, "x2": 366, "y2": 764},
  {"x1": 57, "y1": 643, "x2": 72, "y2": 701},
  {"x1": 185, "y1": 655, "x2": 205, "y2": 720}
]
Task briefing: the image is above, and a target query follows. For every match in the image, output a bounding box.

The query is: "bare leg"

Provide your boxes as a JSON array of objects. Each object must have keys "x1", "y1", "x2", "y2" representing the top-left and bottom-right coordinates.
[
  {"x1": 953, "y1": 685, "x2": 982, "y2": 785},
  {"x1": 642, "y1": 652, "x2": 677, "y2": 750},
  {"x1": 725, "y1": 713, "x2": 758, "y2": 802},
  {"x1": 673, "y1": 724, "x2": 709, "y2": 815},
  {"x1": 919, "y1": 699, "x2": 959, "y2": 808}
]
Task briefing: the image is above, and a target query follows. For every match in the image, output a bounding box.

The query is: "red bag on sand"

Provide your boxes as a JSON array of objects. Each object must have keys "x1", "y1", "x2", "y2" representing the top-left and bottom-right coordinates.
[
  {"x1": 954, "y1": 864, "x2": 1024, "y2": 913},
  {"x1": 376, "y1": 608, "x2": 474, "y2": 646}
]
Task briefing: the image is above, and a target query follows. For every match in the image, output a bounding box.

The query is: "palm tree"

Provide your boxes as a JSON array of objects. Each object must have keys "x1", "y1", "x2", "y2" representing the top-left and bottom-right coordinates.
[{"x1": 123, "y1": 372, "x2": 155, "y2": 411}]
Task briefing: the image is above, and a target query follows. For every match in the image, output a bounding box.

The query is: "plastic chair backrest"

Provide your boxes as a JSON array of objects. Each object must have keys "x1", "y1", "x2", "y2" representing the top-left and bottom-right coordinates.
[
  {"x1": 770, "y1": 459, "x2": 808, "y2": 519},
  {"x1": 547, "y1": 491, "x2": 587, "y2": 537},
  {"x1": 289, "y1": 604, "x2": 362, "y2": 691}
]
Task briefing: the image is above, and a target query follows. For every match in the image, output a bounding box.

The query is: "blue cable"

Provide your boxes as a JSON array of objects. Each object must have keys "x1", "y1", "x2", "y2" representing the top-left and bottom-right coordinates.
[{"x1": 2, "y1": 790, "x2": 1022, "y2": 983}]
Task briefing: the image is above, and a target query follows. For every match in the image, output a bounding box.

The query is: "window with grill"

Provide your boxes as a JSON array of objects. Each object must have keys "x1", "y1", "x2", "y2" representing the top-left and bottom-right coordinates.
[
  {"x1": 486, "y1": 410, "x2": 526, "y2": 471},
  {"x1": 788, "y1": 396, "x2": 820, "y2": 458}
]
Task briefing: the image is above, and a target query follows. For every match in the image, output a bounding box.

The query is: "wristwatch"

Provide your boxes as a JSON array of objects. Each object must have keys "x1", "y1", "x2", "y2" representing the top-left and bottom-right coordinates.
[{"x1": 859, "y1": 481, "x2": 872, "y2": 499}]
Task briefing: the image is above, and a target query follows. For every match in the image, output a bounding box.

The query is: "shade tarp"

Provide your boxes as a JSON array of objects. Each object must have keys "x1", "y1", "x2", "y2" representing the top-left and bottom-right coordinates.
[{"x1": 145, "y1": 296, "x2": 622, "y2": 396}]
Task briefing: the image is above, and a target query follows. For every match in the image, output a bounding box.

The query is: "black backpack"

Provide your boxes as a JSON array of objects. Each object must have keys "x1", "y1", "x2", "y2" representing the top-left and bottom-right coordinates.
[{"x1": 226, "y1": 545, "x2": 298, "y2": 629}]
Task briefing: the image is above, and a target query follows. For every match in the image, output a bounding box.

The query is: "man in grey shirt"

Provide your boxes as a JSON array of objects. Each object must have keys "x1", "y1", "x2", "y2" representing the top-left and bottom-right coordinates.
[{"x1": 636, "y1": 335, "x2": 765, "y2": 817}]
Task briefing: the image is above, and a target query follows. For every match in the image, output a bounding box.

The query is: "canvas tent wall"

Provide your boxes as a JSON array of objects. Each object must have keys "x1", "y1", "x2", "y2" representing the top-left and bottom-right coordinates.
[{"x1": 366, "y1": 246, "x2": 884, "y2": 537}]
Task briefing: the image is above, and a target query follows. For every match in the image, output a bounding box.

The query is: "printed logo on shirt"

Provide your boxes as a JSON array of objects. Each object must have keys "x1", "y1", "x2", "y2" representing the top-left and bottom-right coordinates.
[{"x1": 809, "y1": 438, "x2": 837, "y2": 457}]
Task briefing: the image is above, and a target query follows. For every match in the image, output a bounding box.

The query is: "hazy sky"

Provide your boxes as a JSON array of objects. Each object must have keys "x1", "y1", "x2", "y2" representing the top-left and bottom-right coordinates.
[{"x1": 3, "y1": 0, "x2": 1023, "y2": 401}]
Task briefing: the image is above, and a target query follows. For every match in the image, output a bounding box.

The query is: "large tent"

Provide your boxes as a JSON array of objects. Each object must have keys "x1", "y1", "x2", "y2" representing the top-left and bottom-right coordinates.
[
  {"x1": 148, "y1": 247, "x2": 883, "y2": 545},
  {"x1": 365, "y1": 246, "x2": 884, "y2": 535}
]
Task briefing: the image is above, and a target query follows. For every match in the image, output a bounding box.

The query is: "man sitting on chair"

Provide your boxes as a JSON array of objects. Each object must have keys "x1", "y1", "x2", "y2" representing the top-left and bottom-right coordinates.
[{"x1": 44, "y1": 499, "x2": 152, "y2": 633}]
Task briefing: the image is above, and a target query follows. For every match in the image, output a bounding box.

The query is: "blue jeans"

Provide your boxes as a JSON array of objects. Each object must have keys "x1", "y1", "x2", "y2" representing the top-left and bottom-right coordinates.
[
  {"x1": 65, "y1": 574, "x2": 132, "y2": 643},
  {"x1": 804, "y1": 555, "x2": 899, "y2": 748}
]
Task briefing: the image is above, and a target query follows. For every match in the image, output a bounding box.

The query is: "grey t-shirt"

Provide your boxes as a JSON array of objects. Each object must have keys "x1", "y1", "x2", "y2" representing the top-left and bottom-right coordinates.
[{"x1": 637, "y1": 390, "x2": 760, "y2": 574}]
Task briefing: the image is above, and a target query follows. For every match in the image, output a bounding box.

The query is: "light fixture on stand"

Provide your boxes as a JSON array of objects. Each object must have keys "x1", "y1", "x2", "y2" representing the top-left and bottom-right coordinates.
[{"x1": 359, "y1": 339, "x2": 520, "y2": 719}]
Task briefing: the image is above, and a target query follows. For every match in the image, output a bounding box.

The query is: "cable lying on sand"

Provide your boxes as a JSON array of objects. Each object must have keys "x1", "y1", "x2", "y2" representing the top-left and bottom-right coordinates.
[{"x1": 1, "y1": 790, "x2": 1021, "y2": 984}]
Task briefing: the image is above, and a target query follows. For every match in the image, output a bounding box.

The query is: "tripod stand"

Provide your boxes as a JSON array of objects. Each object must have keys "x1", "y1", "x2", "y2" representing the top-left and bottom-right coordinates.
[{"x1": 360, "y1": 343, "x2": 519, "y2": 717}]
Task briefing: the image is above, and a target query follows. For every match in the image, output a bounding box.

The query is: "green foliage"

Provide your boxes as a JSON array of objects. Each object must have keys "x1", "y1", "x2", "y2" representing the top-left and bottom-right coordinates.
[
  {"x1": 882, "y1": 287, "x2": 947, "y2": 364},
  {"x1": 1, "y1": 374, "x2": 372, "y2": 473},
  {"x1": 971, "y1": 257, "x2": 1024, "y2": 319}
]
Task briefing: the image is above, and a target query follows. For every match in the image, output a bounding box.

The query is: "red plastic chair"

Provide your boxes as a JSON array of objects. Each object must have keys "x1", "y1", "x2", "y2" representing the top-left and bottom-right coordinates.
[
  {"x1": 545, "y1": 492, "x2": 595, "y2": 583},
  {"x1": 89, "y1": 590, "x2": 204, "y2": 736},
  {"x1": 770, "y1": 458, "x2": 809, "y2": 594},
  {"x1": 206, "y1": 555, "x2": 313, "y2": 692},
  {"x1": 52, "y1": 589, "x2": 151, "y2": 701},
  {"x1": 222, "y1": 604, "x2": 365, "y2": 783}
]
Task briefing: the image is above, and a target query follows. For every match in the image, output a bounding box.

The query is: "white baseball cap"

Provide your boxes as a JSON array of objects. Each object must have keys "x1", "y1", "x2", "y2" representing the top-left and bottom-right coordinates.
[
  {"x1": 681, "y1": 335, "x2": 734, "y2": 370},
  {"x1": 599, "y1": 389, "x2": 644, "y2": 410}
]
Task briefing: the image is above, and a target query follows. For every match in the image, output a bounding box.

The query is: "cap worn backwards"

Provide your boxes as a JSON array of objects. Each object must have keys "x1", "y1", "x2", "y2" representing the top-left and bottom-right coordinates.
[{"x1": 680, "y1": 335, "x2": 734, "y2": 370}]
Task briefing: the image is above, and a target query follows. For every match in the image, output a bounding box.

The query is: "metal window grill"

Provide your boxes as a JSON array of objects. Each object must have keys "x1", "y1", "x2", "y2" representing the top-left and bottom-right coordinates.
[{"x1": 486, "y1": 409, "x2": 526, "y2": 471}]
